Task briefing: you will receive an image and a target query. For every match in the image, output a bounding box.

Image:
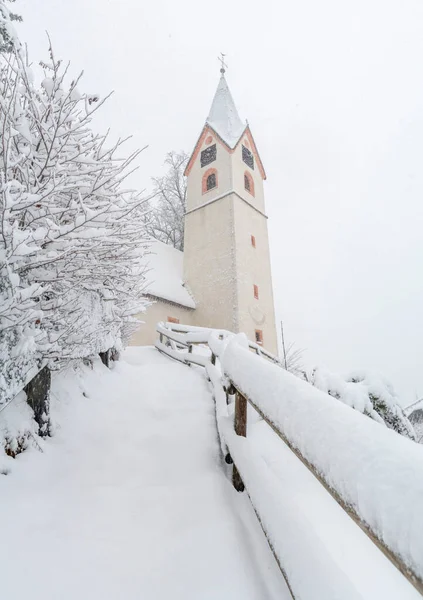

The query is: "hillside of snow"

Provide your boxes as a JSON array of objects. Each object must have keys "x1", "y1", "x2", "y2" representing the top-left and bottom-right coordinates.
[
  {"x1": 0, "y1": 347, "x2": 288, "y2": 600},
  {"x1": 2, "y1": 343, "x2": 422, "y2": 599}
]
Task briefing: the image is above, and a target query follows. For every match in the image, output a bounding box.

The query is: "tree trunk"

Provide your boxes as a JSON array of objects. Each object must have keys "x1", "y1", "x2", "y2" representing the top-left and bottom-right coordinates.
[
  {"x1": 99, "y1": 347, "x2": 120, "y2": 368},
  {"x1": 99, "y1": 349, "x2": 111, "y2": 368},
  {"x1": 99, "y1": 350, "x2": 109, "y2": 367},
  {"x1": 25, "y1": 366, "x2": 51, "y2": 436},
  {"x1": 110, "y1": 347, "x2": 120, "y2": 362}
]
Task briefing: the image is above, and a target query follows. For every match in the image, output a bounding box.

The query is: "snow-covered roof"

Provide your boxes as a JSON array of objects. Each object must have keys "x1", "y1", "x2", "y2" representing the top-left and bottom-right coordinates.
[
  {"x1": 143, "y1": 241, "x2": 195, "y2": 309},
  {"x1": 206, "y1": 75, "x2": 246, "y2": 149}
]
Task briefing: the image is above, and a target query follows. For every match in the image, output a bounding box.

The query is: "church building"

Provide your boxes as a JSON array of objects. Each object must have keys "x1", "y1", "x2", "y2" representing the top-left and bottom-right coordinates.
[{"x1": 130, "y1": 67, "x2": 278, "y2": 355}]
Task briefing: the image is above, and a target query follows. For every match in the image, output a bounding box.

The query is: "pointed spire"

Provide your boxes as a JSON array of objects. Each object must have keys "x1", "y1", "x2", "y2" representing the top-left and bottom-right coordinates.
[{"x1": 206, "y1": 72, "x2": 246, "y2": 149}]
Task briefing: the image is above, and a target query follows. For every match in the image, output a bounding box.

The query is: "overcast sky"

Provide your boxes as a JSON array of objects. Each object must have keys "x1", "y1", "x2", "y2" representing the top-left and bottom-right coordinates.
[{"x1": 18, "y1": 0, "x2": 423, "y2": 404}]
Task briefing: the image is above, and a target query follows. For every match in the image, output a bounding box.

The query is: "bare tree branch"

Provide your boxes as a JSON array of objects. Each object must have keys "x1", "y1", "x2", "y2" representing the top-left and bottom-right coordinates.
[{"x1": 145, "y1": 150, "x2": 188, "y2": 250}]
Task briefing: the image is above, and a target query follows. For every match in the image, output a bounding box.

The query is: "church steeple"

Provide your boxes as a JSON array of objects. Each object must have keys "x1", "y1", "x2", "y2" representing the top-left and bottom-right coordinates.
[
  {"x1": 206, "y1": 74, "x2": 246, "y2": 149},
  {"x1": 183, "y1": 67, "x2": 277, "y2": 353}
]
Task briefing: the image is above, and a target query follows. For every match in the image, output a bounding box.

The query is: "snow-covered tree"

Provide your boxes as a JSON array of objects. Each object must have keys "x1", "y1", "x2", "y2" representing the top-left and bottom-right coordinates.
[
  {"x1": 145, "y1": 150, "x2": 187, "y2": 250},
  {"x1": 0, "y1": 0, "x2": 21, "y2": 52},
  {"x1": 406, "y1": 401, "x2": 423, "y2": 443},
  {"x1": 0, "y1": 41, "x2": 149, "y2": 410},
  {"x1": 303, "y1": 367, "x2": 416, "y2": 440}
]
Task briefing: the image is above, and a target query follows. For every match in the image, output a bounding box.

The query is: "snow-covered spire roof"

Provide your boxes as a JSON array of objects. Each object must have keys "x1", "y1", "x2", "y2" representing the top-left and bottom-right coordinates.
[{"x1": 206, "y1": 74, "x2": 246, "y2": 149}]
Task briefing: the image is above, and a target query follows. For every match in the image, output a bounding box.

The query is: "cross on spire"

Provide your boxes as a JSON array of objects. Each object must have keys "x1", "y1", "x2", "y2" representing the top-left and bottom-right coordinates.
[{"x1": 218, "y1": 52, "x2": 227, "y2": 75}]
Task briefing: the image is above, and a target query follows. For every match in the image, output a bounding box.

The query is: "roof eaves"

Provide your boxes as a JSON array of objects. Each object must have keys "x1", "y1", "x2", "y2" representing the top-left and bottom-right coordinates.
[
  {"x1": 146, "y1": 293, "x2": 196, "y2": 311},
  {"x1": 234, "y1": 125, "x2": 267, "y2": 180},
  {"x1": 184, "y1": 126, "x2": 207, "y2": 177}
]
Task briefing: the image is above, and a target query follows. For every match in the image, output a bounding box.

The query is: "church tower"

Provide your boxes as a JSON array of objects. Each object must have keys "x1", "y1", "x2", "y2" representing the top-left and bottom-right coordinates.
[{"x1": 183, "y1": 67, "x2": 278, "y2": 355}]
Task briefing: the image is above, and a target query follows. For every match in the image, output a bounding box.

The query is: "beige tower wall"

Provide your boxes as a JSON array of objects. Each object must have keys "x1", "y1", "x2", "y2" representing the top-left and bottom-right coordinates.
[
  {"x1": 184, "y1": 125, "x2": 278, "y2": 355},
  {"x1": 184, "y1": 196, "x2": 237, "y2": 331},
  {"x1": 130, "y1": 299, "x2": 195, "y2": 346},
  {"x1": 233, "y1": 196, "x2": 278, "y2": 355}
]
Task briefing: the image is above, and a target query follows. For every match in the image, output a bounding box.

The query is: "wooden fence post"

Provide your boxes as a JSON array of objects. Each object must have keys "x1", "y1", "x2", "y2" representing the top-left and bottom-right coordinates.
[
  {"x1": 225, "y1": 452, "x2": 233, "y2": 464},
  {"x1": 226, "y1": 383, "x2": 235, "y2": 406},
  {"x1": 187, "y1": 344, "x2": 193, "y2": 368},
  {"x1": 232, "y1": 387, "x2": 247, "y2": 492}
]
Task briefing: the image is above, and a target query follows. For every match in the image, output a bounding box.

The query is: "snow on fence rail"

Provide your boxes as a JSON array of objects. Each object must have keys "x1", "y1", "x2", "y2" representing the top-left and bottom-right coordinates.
[
  {"x1": 156, "y1": 321, "x2": 281, "y2": 364},
  {"x1": 155, "y1": 322, "x2": 423, "y2": 597}
]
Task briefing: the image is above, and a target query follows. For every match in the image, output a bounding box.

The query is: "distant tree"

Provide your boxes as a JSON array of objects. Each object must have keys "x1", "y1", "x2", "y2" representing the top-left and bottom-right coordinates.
[
  {"x1": 145, "y1": 150, "x2": 188, "y2": 251},
  {"x1": 406, "y1": 402, "x2": 423, "y2": 443},
  {"x1": 303, "y1": 367, "x2": 416, "y2": 441},
  {"x1": 279, "y1": 318, "x2": 415, "y2": 440},
  {"x1": 280, "y1": 320, "x2": 304, "y2": 375}
]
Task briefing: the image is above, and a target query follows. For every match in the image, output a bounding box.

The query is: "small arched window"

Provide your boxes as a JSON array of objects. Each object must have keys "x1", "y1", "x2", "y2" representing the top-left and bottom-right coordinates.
[
  {"x1": 207, "y1": 173, "x2": 216, "y2": 190},
  {"x1": 244, "y1": 174, "x2": 250, "y2": 192},
  {"x1": 244, "y1": 171, "x2": 255, "y2": 197},
  {"x1": 202, "y1": 168, "x2": 218, "y2": 194}
]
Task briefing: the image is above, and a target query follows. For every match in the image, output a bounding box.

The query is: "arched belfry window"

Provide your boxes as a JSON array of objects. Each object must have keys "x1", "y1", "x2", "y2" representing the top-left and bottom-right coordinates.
[
  {"x1": 244, "y1": 174, "x2": 250, "y2": 192},
  {"x1": 244, "y1": 171, "x2": 255, "y2": 197},
  {"x1": 207, "y1": 173, "x2": 216, "y2": 190},
  {"x1": 202, "y1": 168, "x2": 218, "y2": 194}
]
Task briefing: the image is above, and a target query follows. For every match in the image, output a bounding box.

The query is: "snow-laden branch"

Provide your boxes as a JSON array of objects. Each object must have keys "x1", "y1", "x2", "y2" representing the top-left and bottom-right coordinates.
[{"x1": 0, "y1": 42, "x2": 149, "y2": 405}]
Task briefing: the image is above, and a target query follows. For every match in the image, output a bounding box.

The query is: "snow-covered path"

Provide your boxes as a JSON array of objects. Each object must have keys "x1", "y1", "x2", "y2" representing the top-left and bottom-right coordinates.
[{"x1": 0, "y1": 347, "x2": 290, "y2": 600}]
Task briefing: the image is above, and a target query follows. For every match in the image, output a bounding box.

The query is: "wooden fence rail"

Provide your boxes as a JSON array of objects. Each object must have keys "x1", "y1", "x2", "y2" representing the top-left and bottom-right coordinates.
[{"x1": 155, "y1": 322, "x2": 423, "y2": 598}]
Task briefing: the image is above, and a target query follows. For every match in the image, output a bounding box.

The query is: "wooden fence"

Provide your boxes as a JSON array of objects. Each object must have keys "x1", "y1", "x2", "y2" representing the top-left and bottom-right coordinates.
[{"x1": 155, "y1": 321, "x2": 423, "y2": 598}]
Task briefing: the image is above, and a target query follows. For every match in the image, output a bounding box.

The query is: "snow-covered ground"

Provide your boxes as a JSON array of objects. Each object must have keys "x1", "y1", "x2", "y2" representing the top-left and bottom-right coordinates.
[
  {"x1": 244, "y1": 420, "x2": 422, "y2": 599},
  {"x1": 2, "y1": 342, "x2": 422, "y2": 599},
  {"x1": 0, "y1": 347, "x2": 290, "y2": 600}
]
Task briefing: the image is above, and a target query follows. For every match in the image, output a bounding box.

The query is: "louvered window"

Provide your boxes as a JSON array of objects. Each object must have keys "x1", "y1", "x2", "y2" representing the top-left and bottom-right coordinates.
[
  {"x1": 201, "y1": 144, "x2": 216, "y2": 167},
  {"x1": 242, "y1": 145, "x2": 254, "y2": 169}
]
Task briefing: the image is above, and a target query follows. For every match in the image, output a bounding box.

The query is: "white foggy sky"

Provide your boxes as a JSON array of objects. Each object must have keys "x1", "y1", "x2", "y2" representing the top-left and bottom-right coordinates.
[{"x1": 18, "y1": 0, "x2": 423, "y2": 404}]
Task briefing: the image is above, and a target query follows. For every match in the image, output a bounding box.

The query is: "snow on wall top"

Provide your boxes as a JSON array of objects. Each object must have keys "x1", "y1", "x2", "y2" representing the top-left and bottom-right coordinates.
[
  {"x1": 206, "y1": 75, "x2": 246, "y2": 149},
  {"x1": 143, "y1": 240, "x2": 195, "y2": 309}
]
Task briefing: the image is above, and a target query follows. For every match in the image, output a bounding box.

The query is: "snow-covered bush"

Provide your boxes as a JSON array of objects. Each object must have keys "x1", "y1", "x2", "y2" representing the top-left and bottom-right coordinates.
[
  {"x1": 303, "y1": 367, "x2": 416, "y2": 440},
  {"x1": 0, "y1": 37, "x2": 149, "y2": 407},
  {"x1": 0, "y1": 389, "x2": 37, "y2": 466}
]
